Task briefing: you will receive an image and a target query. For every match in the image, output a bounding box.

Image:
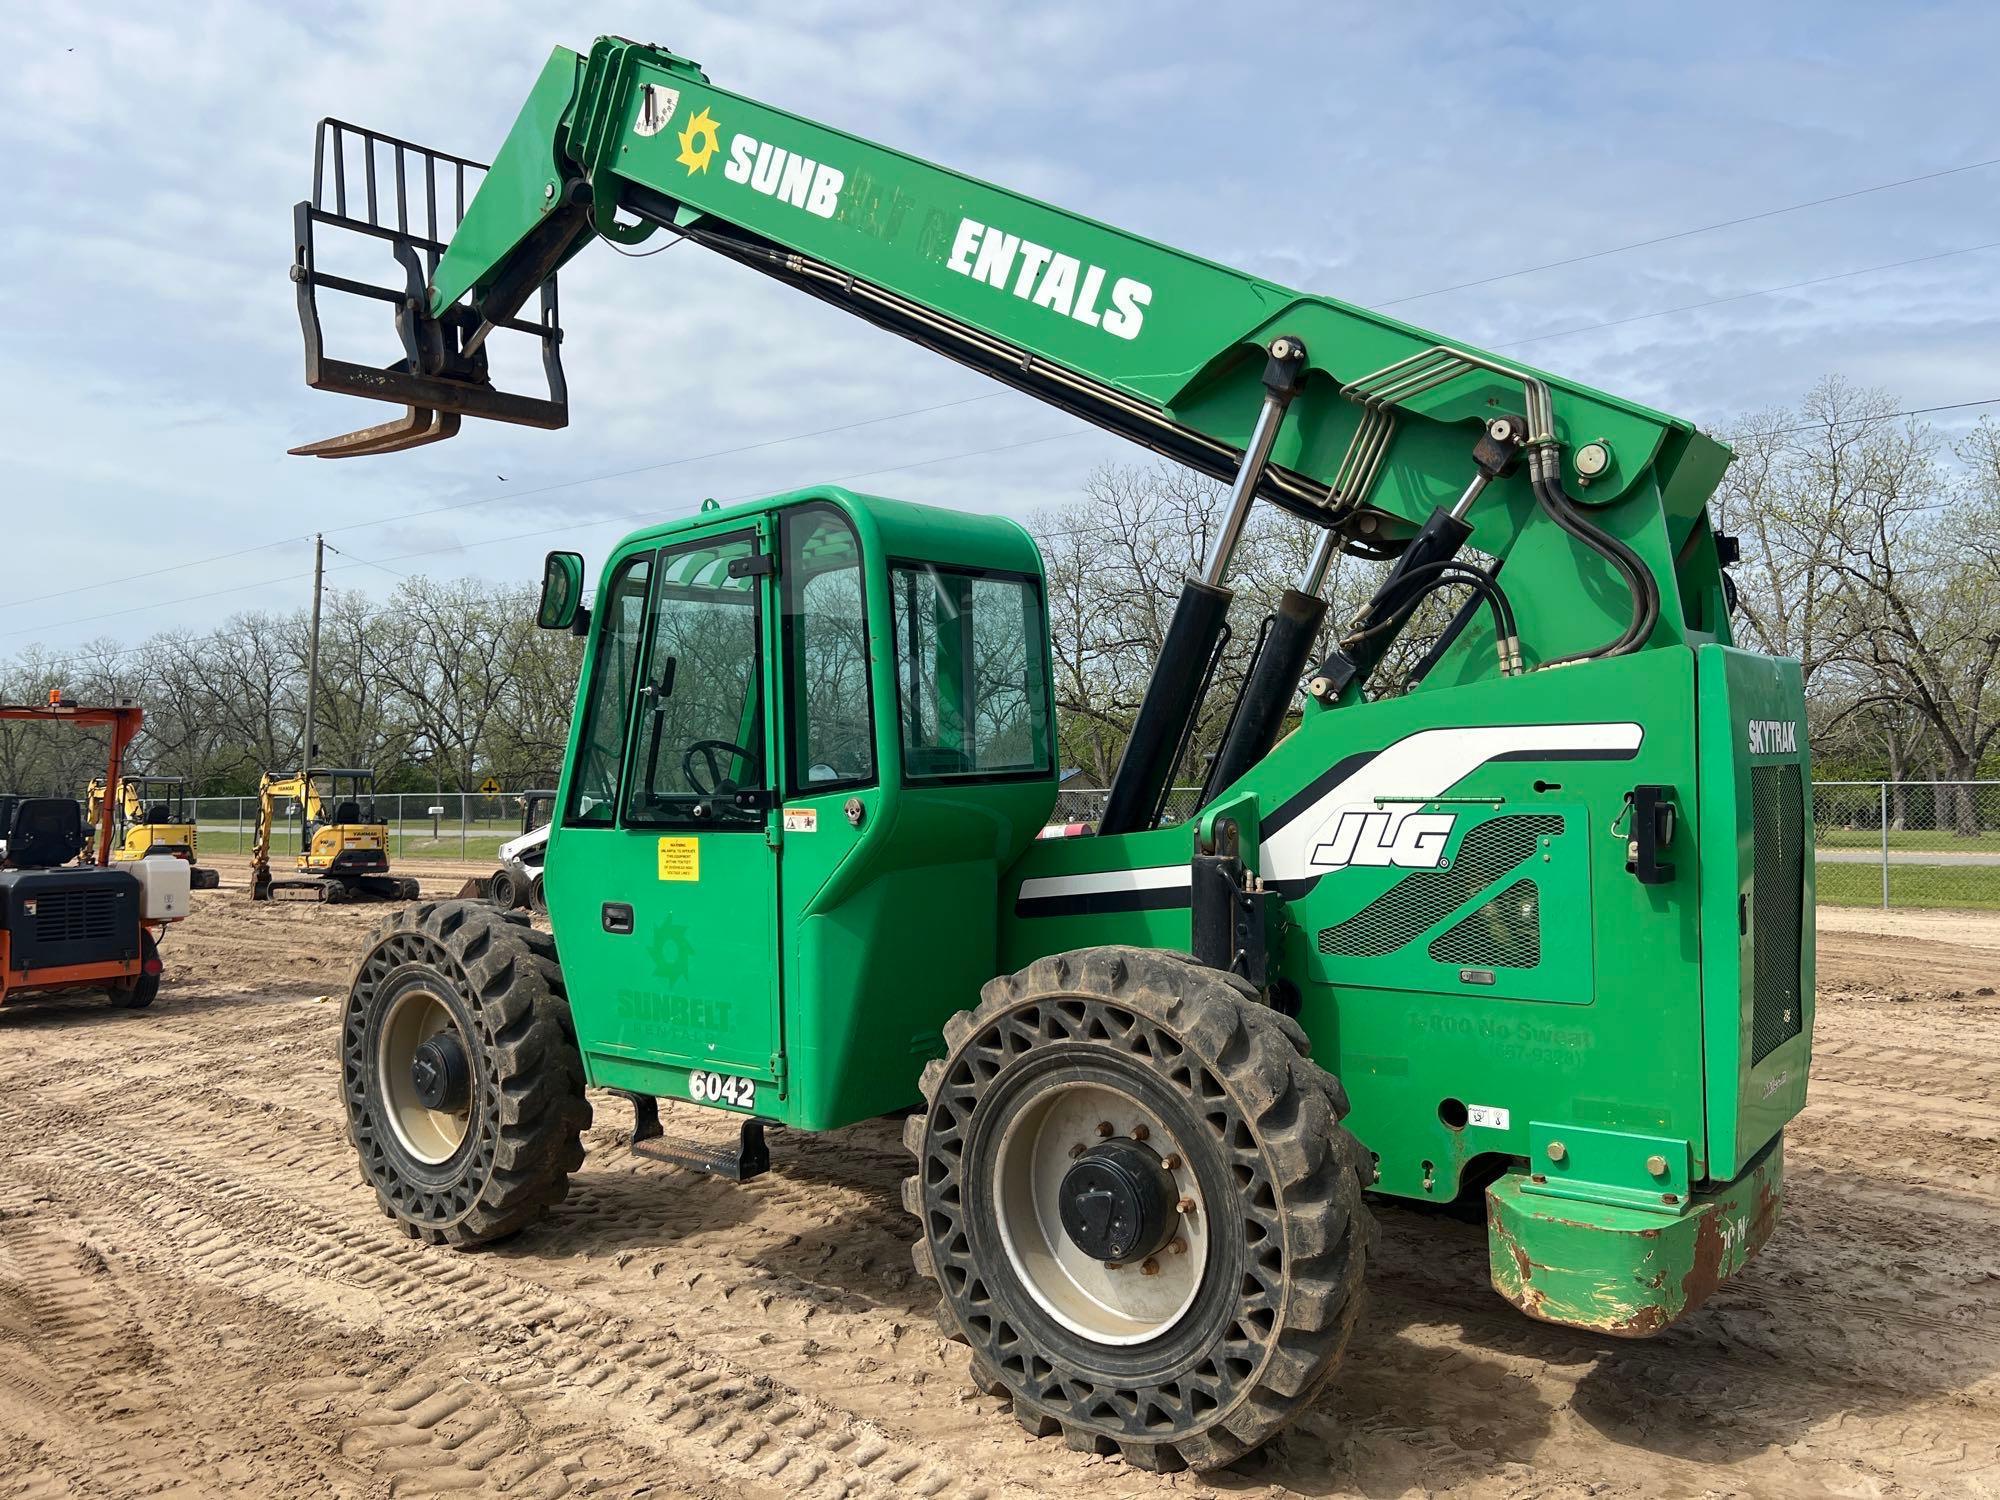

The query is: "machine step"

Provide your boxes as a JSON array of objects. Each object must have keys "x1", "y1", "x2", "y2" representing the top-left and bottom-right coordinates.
[{"x1": 626, "y1": 1093, "x2": 770, "y2": 1181}]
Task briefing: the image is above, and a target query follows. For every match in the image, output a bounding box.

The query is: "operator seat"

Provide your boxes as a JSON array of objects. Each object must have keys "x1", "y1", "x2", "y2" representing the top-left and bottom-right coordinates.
[
  {"x1": 143, "y1": 804, "x2": 172, "y2": 824},
  {"x1": 332, "y1": 800, "x2": 363, "y2": 824},
  {"x1": 8, "y1": 798, "x2": 86, "y2": 869}
]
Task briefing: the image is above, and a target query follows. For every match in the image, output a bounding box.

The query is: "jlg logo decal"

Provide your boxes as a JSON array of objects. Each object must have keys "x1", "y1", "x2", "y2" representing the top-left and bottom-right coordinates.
[{"x1": 1311, "y1": 811, "x2": 1457, "y2": 870}]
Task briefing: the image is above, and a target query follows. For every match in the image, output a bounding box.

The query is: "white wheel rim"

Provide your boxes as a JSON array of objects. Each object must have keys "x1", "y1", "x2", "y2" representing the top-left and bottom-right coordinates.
[
  {"x1": 378, "y1": 987, "x2": 470, "y2": 1165},
  {"x1": 992, "y1": 1080, "x2": 1207, "y2": 1345}
]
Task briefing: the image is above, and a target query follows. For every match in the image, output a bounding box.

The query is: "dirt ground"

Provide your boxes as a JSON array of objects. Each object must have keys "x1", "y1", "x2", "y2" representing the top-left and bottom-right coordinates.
[{"x1": 3, "y1": 860, "x2": 1997, "y2": 1499}]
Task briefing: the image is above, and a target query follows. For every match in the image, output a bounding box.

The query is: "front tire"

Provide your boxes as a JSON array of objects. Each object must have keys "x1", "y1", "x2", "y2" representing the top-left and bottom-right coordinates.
[
  {"x1": 341, "y1": 901, "x2": 590, "y2": 1246},
  {"x1": 905, "y1": 946, "x2": 1371, "y2": 1472},
  {"x1": 487, "y1": 868, "x2": 522, "y2": 910}
]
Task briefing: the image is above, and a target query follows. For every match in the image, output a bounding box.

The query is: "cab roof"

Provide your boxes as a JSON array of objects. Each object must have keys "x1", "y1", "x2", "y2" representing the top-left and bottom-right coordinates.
[{"x1": 613, "y1": 486, "x2": 1043, "y2": 579}]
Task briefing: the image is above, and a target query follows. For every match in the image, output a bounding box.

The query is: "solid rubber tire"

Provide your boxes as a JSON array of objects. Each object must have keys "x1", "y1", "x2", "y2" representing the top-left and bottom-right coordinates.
[
  {"x1": 341, "y1": 900, "x2": 590, "y2": 1247},
  {"x1": 904, "y1": 945, "x2": 1373, "y2": 1472}
]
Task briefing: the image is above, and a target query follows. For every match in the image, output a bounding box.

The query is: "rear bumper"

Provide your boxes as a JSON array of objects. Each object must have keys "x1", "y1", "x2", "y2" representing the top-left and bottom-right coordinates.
[{"x1": 1487, "y1": 1133, "x2": 1783, "y2": 1336}]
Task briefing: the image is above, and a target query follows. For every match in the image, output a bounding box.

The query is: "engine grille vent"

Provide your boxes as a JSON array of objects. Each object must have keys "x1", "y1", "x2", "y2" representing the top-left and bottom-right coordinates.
[
  {"x1": 1429, "y1": 878, "x2": 1541, "y2": 969},
  {"x1": 32, "y1": 887, "x2": 120, "y2": 945},
  {"x1": 1750, "y1": 763, "x2": 1806, "y2": 1063},
  {"x1": 1317, "y1": 814, "x2": 1561, "y2": 959}
]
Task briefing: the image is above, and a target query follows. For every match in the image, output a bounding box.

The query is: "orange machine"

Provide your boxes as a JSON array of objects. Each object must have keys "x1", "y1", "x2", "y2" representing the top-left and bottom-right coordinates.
[{"x1": 0, "y1": 692, "x2": 182, "y2": 1009}]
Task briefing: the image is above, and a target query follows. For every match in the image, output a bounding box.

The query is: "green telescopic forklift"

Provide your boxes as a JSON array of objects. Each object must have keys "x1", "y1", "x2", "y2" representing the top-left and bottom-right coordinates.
[{"x1": 297, "y1": 38, "x2": 1810, "y2": 1473}]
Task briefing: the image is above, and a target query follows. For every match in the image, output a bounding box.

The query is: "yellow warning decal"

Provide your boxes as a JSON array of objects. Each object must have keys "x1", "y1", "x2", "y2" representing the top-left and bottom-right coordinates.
[{"x1": 658, "y1": 837, "x2": 699, "y2": 882}]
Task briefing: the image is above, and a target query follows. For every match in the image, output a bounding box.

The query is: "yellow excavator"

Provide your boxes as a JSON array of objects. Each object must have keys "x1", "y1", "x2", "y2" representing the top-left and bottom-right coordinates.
[
  {"x1": 249, "y1": 768, "x2": 419, "y2": 903},
  {"x1": 85, "y1": 775, "x2": 222, "y2": 890}
]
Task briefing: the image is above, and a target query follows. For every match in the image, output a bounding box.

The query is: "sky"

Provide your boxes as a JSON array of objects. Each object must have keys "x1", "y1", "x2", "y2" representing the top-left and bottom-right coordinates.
[{"x1": 4, "y1": 0, "x2": 1999, "y2": 659}]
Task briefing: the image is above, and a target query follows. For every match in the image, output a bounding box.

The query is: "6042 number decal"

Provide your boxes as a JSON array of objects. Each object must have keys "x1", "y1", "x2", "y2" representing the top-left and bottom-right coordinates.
[{"x1": 689, "y1": 1070, "x2": 756, "y2": 1110}]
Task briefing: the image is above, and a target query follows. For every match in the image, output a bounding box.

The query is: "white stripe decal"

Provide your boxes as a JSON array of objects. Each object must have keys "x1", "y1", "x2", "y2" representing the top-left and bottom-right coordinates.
[
  {"x1": 1262, "y1": 722, "x2": 1642, "y2": 882},
  {"x1": 1017, "y1": 864, "x2": 1190, "y2": 903}
]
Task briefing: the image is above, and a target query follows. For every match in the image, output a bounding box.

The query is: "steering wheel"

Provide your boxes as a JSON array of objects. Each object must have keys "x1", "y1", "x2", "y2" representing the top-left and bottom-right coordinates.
[{"x1": 682, "y1": 739, "x2": 758, "y2": 797}]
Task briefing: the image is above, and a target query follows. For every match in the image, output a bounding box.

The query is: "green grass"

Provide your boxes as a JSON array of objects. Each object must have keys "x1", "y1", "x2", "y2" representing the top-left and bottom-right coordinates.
[
  {"x1": 191, "y1": 825, "x2": 512, "y2": 863},
  {"x1": 1814, "y1": 827, "x2": 2000, "y2": 853},
  {"x1": 1813, "y1": 860, "x2": 2000, "y2": 911}
]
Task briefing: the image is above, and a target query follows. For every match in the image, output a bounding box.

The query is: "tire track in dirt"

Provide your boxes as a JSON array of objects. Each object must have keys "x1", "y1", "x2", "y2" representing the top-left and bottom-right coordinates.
[
  {"x1": 7, "y1": 893, "x2": 2000, "y2": 1497},
  {"x1": 10, "y1": 1133, "x2": 1017, "y2": 1500}
]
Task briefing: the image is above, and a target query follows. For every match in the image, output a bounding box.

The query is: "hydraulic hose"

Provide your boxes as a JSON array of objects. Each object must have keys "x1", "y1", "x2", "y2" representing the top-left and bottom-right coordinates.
[
  {"x1": 1527, "y1": 446, "x2": 1659, "y2": 667},
  {"x1": 1336, "y1": 561, "x2": 1518, "y2": 659}
]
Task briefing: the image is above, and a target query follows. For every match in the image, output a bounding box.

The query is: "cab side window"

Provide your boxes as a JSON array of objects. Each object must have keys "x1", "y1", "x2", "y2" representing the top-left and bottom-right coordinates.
[
  {"x1": 892, "y1": 564, "x2": 1051, "y2": 780},
  {"x1": 782, "y1": 507, "x2": 875, "y2": 791},
  {"x1": 565, "y1": 553, "x2": 652, "y2": 826}
]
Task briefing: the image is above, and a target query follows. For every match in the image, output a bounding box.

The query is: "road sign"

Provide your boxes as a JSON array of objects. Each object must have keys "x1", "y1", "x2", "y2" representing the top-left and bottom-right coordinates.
[{"x1": 477, "y1": 777, "x2": 502, "y2": 795}]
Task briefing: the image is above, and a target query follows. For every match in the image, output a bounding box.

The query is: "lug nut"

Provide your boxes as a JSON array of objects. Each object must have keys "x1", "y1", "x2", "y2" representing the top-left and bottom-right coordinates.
[
  {"x1": 1177, "y1": 1196, "x2": 1197, "y2": 1215},
  {"x1": 1162, "y1": 1154, "x2": 1182, "y2": 1171},
  {"x1": 1131, "y1": 1124, "x2": 1149, "y2": 1142},
  {"x1": 1168, "y1": 1237, "x2": 1187, "y2": 1256},
  {"x1": 1140, "y1": 1257, "x2": 1160, "y2": 1276},
  {"x1": 1096, "y1": 1121, "x2": 1114, "y2": 1137},
  {"x1": 1070, "y1": 1143, "x2": 1087, "y2": 1158}
]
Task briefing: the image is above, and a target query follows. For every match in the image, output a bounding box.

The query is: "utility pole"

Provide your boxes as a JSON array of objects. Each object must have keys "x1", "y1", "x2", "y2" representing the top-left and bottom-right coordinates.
[{"x1": 304, "y1": 533, "x2": 324, "y2": 776}]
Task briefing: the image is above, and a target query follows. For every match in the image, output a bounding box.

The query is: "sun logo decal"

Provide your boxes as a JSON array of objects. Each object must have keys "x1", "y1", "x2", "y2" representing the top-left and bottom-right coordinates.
[{"x1": 676, "y1": 107, "x2": 721, "y2": 174}]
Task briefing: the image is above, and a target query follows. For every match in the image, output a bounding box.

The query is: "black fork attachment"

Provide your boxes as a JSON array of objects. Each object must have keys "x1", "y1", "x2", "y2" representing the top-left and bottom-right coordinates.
[{"x1": 289, "y1": 119, "x2": 574, "y2": 458}]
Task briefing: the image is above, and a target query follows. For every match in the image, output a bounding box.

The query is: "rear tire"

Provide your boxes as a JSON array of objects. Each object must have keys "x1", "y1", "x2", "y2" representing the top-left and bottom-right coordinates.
[
  {"x1": 341, "y1": 901, "x2": 590, "y2": 1246},
  {"x1": 110, "y1": 932, "x2": 161, "y2": 1009},
  {"x1": 904, "y1": 946, "x2": 1371, "y2": 1472},
  {"x1": 190, "y1": 867, "x2": 220, "y2": 891},
  {"x1": 528, "y1": 872, "x2": 547, "y2": 915}
]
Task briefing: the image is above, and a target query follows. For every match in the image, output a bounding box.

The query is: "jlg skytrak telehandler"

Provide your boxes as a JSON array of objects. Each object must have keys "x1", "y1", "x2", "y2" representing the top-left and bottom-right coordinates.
[{"x1": 293, "y1": 39, "x2": 1811, "y2": 1472}]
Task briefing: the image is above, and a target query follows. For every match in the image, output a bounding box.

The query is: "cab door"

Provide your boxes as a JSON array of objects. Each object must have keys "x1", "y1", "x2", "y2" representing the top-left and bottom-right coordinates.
[{"x1": 548, "y1": 520, "x2": 783, "y2": 1103}]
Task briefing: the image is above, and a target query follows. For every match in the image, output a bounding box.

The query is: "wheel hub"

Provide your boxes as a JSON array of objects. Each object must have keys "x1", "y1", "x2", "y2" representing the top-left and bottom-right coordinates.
[
  {"x1": 377, "y1": 986, "x2": 473, "y2": 1165},
  {"x1": 1059, "y1": 1139, "x2": 1178, "y2": 1263},
  {"x1": 411, "y1": 1033, "x2": 470, "y2": 1112},
  {"x1": 991, "y1": 1078, "x2": 1208, "y2": 1345}
]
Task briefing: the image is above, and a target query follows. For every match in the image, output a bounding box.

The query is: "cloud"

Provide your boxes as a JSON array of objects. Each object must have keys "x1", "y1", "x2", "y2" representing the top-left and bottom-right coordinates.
[{"x1": 4, "y1": 0, "x2": 1999, "y2": 655}]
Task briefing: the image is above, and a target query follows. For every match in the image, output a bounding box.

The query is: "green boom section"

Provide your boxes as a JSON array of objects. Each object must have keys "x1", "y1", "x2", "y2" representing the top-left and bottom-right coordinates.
[{"x1": 430, "y1": 38, "x2": 1732, "y2": 669}]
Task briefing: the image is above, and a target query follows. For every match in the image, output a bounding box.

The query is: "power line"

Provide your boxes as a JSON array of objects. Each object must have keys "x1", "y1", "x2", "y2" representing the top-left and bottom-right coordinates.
[
  {"x1": 1490, "y1": 239, "x2": 2000, "y2": 350},
  {"x1": 15, "y1": 427, "x2": 1094, "y2": 652},
  {"x1": 1768, "y1": 396, "x2": 2000, "y2": 434},
  {"x1": 1371, "y1": 152, "x2": 2000, "y2": 308},
  {"x1": 0, "y1": 392, "x2": 1003, "y2": 615}
]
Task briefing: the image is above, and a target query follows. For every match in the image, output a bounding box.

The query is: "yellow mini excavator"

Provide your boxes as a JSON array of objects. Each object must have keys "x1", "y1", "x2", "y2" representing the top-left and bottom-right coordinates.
[
  {"x1": 86, "y1": 775, "x2": 222, "y2": 890},
  {"x1": 249, "y1": 768, "x2": 419, "y2": 903}
]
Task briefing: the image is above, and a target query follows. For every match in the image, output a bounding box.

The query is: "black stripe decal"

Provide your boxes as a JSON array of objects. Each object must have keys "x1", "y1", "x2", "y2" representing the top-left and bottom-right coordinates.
[
  {"x1": 1489, "y1": 745, "x2": 1640, "y2": 763},
  {"x1": 1014, "y1": 885, "x2": 1190, "y2": 919},
  {"x1": 1261, "y1": 750, "x2": 1378, "y2": 836}
]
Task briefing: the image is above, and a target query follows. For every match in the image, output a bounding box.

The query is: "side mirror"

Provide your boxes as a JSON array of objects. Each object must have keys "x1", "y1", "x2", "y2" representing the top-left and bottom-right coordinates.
[{"x1": 538, "y1": 551, "x2": 585, "y2": 630}]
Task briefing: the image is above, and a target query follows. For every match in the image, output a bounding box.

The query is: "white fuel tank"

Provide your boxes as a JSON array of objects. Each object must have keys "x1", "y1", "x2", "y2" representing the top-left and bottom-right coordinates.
[{"x1": 134, "y1": 854, "x2": 191, "y2": 922}]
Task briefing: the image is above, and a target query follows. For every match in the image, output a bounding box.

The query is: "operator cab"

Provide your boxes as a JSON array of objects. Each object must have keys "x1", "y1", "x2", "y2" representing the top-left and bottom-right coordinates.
[
  {"x1": 302, "y1": 768, "x2": 381, "y2": 838},
  {"x1": 128, "y1": 775, "x2": 190, "y2": 826},
  {"x1": 537, "y1": 487, "x2": 1058, "y2": 1127}
]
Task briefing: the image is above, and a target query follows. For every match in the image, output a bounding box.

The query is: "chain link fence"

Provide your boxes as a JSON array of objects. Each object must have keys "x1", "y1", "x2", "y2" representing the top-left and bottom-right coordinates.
[
  {"x1": 182, "y1": 778, "x2": 2000, "y2": 908},
  {"x1": 1051, "y1": 786, "x2": 1205, "y2": 828},
  {"x1": 1814, "y1": 781, "x2": 2000, "y2": 910},
  {"x1": 190, "y1": 791, "x2": 543, "y2": 864},
  {"x1": 1055, "y1": 779, "x2": 2000, "y2": 912}
]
